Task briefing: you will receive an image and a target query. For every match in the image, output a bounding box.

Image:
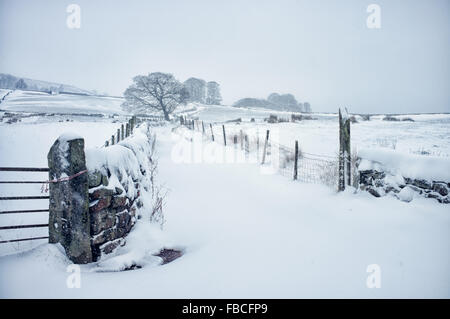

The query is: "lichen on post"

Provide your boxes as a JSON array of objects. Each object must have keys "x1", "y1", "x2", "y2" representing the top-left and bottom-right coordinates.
[
  {"x1": 47, "y1": 134, "x2": 92, "y2": 264},
  {"x1": 338, "y1": 108, "x2": 351, "y2": 191}
]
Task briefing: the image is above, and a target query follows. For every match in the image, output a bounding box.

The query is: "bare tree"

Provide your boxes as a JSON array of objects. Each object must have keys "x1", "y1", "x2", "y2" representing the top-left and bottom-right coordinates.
[
  {"x1": 303, "y1": 102, "x2": 312, "y2": 113},
  {"x1": 123, "y1": 72, "x2": 184, "y2": 120},
  {"x1": 206, "y1": 81, "x2": 222, "y2": 105},
  {"x1": 183, "y1": 77, "x2": 206, "y2": 103}
]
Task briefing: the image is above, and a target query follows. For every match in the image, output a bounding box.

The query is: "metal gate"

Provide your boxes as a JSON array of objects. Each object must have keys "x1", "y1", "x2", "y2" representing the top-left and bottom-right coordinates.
[{"x1": 0, "y1": 167, "x2": 49, "y2": 244}]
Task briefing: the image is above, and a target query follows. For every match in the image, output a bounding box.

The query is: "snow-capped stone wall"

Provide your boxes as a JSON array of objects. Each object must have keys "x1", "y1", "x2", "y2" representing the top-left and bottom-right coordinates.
[
  {"x1": 48, "y1": 123, "x2": 157, "y2": 264},
  {"x1": 357, "y1": 148, "x2": 450, "y2": 203},
  {"x1": 87, "y1": 169, "x2": 139, "y2": 261}
]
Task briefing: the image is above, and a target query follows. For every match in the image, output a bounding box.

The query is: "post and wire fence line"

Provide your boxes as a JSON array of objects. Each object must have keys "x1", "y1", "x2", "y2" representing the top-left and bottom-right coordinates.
[{"x1": 177, "y1": 112, "x2": 351, "y2": 191}]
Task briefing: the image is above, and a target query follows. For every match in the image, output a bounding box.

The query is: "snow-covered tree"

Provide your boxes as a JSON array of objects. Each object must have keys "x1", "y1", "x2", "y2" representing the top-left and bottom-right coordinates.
[
  {"x1": 123, "y1": 72, "x2": 184, "y2": 120},
  {"x1": 267, "y1": 93, "x2": 298, "y2": 109},
  {"x1": 15, "y1": 78, "x2": 27, "y2": 90},
  {"x1": 266, "y1": 93, "x2": 301, "y2": 111},
  {"x1": 206, "y1": 81, "x2": 222, "y2": 105},
  {"x1": 303, "y1": 102, "x2": 312, "y2": 113},
  {"x1": 183, "y1": 77, "x2": 206, "y2": 103}
]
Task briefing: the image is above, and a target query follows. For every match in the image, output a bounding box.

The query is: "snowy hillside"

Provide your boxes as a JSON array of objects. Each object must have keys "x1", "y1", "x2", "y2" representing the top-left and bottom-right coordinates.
[
  {"x1": 0, "y1": 121, "x2": 449, "y2": 298},
  {"x1": 0, "y1": 73, "x2": 95, "y2": 95},
  {"x1": 0, "y1": 90, "x2": 126, "y2": 115},
  {"x1": 0, "y1": 101, "x2": 449, "y2": 298}
]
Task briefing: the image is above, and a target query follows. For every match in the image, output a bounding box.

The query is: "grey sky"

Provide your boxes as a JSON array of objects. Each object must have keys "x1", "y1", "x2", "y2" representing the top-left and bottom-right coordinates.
[{"x1": 0, "y1": 0, "x2": 449, "y2": 113}]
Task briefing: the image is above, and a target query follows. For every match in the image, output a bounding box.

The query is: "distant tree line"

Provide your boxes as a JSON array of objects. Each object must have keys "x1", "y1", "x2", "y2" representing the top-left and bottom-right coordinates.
[
  {"x1": 233, "y1": 93, "x2": 311, "y2": 112},
  {"x1": 123, "y1": 72, "x2": 222, "y2": 120},
  {"x1": 0, "y1": 74, "x2": 28, "y2": 90},
  {"x1": 0, "y1": 73, "x2": 93, "y2": 95},
  {"x1": 183, "y1": 77, "x2": 222, "y2": 105}
]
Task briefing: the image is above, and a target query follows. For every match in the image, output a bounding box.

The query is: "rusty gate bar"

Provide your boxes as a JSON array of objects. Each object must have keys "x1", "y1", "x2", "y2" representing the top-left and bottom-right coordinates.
[
  {"x1": 0, "y1": 196, "x2": 50, "y2": 200},
  {"x1": 0, "y1": 224, "x2": 49, "y2": 231},
  {"x1": 0, "y1": 167, "x2": 49, "y2": 172},
  {"x1": 0, "y1": 181, "x2": 48, "y2": 184},
  {"x1": 0, "y1": 209, "x2": 49, "y2": 214},
  {"x1": 0, "y1": 236, "x2": 49, "y2": 244}
]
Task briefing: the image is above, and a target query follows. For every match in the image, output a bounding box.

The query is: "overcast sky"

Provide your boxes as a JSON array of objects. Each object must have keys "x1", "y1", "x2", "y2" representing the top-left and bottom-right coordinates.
[{"x1": 0, "y1": 0, "x2": 449, "y2": 113}]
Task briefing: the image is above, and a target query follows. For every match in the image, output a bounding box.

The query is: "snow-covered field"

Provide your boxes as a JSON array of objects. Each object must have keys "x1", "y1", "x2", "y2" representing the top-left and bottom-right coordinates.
[
  {"x1": 190, "y1": 104, "x2": 450, "y2": 159},
  {"x1": 0, "y1": 97, "x2": 449, "y2": 298},
  {"x1": 0, "y1": 89, "x2": 125, "y2": 115}
]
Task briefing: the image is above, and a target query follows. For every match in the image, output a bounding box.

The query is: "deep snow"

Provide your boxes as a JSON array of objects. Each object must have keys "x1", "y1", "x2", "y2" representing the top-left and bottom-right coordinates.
[{"x1": 0, "y1": 124, "x2": 449, "y2": 298}]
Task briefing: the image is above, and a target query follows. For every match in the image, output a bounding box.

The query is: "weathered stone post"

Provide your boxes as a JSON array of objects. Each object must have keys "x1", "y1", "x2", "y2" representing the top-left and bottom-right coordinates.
[
  {"x1": 338, "y1": 108, "x2": 351, "y2": 191},
  {"x1": 48, "y1": 134, "x2": 92, "y2": 264}
]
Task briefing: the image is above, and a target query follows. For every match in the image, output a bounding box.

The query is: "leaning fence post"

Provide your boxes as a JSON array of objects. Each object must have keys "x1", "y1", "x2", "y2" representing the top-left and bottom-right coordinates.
[
  {"x1": 338, "y1": 108, "x2": 351, "y2": 191},
  {"x1": 48, "y1": 135, "x2": 91, "y2": 263},
  {"x1": 244, "y1": 134, "x2": 249, "y2": 155},
  {"x1": 210, "y1": 124, "x2": 215, "y2": 141},
  {"x1": 261, "y1": 130, "x2": 270, "y2": 164},
  {"x1": 294, "y1": 140, "x2": 298, "y2": 180},
  {"x1": 256, "y1": 134, "x2": 260, "y2": 162},
  {"x1": 222, "y1": 125, "x2": 227, "y2": 146},
  {"x1": 240, "y1": 130, "x2": 243, "y2": 150}
]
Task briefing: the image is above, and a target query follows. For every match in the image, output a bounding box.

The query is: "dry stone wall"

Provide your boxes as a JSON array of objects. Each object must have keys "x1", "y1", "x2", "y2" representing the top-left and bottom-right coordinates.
[{"x1": 48, "y1": 123, "x2": 155, "y2": 264}]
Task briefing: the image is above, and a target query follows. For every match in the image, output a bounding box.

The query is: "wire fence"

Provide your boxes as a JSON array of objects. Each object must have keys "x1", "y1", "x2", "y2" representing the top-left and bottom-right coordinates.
[{"x1": 178, "y1": 116, "x2": 339, "y2": 190}]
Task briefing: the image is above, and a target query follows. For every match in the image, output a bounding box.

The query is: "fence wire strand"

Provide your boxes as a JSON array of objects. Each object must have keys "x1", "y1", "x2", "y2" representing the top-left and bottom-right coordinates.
[{"x1": 179, "y1": 118, "x2": 339, "y2": 190}]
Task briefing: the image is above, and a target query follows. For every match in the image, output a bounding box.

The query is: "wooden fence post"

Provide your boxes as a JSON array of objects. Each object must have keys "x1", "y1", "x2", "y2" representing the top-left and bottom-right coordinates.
[
  {"x1": 126, "y1": 123, "x2": 129, "y2": 137},
  {"x1": 256, "y1": 135, "x2": 260, "y2": 162},
  {"x1": 261, "y1": 130, "x2": 270, "y2": 164},
  {"x1": 338, "y1": 108, "x2": 351, "y2": 191},
  {"x1": 202, "y1": 121, "x2": 205, "y2": 134},
  {"x1": 244, "y1": 135, "x2": 249, "y2": 154},
  {"x1": 105, "y1": 141, "x2": 109, "y2": 147},
  {"x1": 117, "y1": 128, "x2": 120, "y2": 143},
  {"x1": 210, "y1": 124, "x2": 215, "y2": 141},
  {"x1": 111, "y1": 135, "x2": 115, "y2": 145},
  {"x1": 240, "y1": 130, "x2": 243, "y2": 150},
  {"x1": 121, "y1": 124, "x2": 124, "y2": 140},
  {"x1": 294, "y1": 140, "x2": 298, "y2": 180},
  {"x1": 222, "y1": 125, "x2": 227, "y2": 146}
]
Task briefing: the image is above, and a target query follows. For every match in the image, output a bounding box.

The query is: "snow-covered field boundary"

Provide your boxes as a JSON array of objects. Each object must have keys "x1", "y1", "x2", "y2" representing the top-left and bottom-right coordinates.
[{"x1": 177, "y1": 116, "x2": 450, "y2": 204}]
